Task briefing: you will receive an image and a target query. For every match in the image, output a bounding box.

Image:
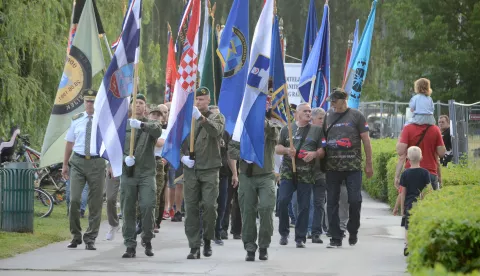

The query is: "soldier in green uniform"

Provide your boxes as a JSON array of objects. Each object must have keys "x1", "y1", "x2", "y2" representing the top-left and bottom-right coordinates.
[
  {"x1": 62, "y1": 89, "x2": 106, "y2": 250},
  {"x1": 228, "y1": 113, "x2": 279, "y2": 261},
  {"x1": 121, "y1": 94, "x2": 162, "y2": 258},
  {"x1": 181, "y1": 87, "x2": 225, "y2": 259}
]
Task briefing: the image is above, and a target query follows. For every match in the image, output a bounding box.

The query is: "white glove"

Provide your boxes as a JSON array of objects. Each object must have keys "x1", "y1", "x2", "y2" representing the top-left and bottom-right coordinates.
[
  {"x1": 181, "y1": 156, "x2": 195, "y2": 168},
  {"x1": 125, "y1": 156, "x2": 135, "y2": 167},
  {"x1": 192, "y1": 106, "x2": 202, "y2": 120},
  {"x1": 129, "y1": 119, "x2": 142, "y2": 129},
  {"x1": 244, "y1": 160, "x2": 253, "y2": 164}
]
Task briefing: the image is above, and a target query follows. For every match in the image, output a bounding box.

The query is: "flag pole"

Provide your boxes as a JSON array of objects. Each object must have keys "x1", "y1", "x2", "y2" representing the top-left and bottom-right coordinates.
[
  {"x1": 210, "y1": 2, "x2": 218, "y2": 105},
  {"x1": 283, "y1": 84, "x2": 297, "y2": 175},
  {"x1": 308, "y1": 75, "x2": 317, "y2": 105},
  {"x1": 101, "y1": 34, "x2": 114, "y2": 59},
  {"x1": 189, "y1": 97, "x2": 196, "y2": 160},
  {"x1": 129, "y1": 63, "x2": 140, "y2": 158}
]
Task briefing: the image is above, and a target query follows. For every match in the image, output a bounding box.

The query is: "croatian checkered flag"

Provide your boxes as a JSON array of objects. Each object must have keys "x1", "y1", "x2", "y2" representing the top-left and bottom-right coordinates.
[
  {"x1": 90, "y1": 0, "x2": 142, "y2": 177},
  {"x1": 162, "y1": 0, "x2": 201, "y2": 170}
]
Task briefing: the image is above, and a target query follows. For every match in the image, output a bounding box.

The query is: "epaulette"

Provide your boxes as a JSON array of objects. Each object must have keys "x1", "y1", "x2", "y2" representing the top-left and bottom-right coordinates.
[{"x1": 72, "y1": 113, "x2": 84, "y2": 121}]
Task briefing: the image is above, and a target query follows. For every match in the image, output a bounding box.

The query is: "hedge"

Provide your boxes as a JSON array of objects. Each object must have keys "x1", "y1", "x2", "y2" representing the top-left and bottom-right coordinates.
[
  {"x1": 362, "y1": 139, "x2": 396, "y2": 201},
  {"x1": 414, "y1": 265, "x2": 480, "y2": 276},
  {"x1": 407, "y1": 185, "x2": 480, "y2": 274}
]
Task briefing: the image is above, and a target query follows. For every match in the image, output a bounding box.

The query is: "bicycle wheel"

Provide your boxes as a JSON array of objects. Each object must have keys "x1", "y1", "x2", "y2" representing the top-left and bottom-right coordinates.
[{"x1": 34, "y1": 188, "x2": 54, "y2": 218}]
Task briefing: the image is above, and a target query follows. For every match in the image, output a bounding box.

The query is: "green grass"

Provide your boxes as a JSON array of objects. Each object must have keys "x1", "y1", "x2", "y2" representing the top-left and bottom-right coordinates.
[{"x1": 0, "y1": 203, "x2": 107, "y2": 259}]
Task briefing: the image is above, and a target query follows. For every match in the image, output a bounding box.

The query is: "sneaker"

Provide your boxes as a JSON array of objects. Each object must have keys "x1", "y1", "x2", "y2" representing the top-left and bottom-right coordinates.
[
  {"x1": 403, "y1": 244, "x2": 409, "y2": 256},
  {"x1": 312, "y1": 235, "x2": 323, "y2": 244},
  {"x1": 214, "y1": 238, "x2": 224, "y2": 246},
  {"x1": 220, "y1": 230, "x2": 228, "y2": 240},
  {"x1": 279, "y1": 236, "x2": 288, "y2": 245},
  {"x1": 162, "y1": 210, "x2": 170, "y2": 220},
  {"x1": 326, "y1": 239, "x2": 342, "y2": 248},
  {"x1": 348, "y1": 234, "x2": 358, "y2": 246},
  {"x1": 169, "y1": 208, "x2": 175, "y2": 218},
  {"x1": 106, "y1": 225, "x2": 119, "y2": 241},
  {"x1": 296, "y1": 241, "x2": 306, "y2": 248},
  {"x1": 171, "y1": 211, "x2": 183, "y2": 222}
]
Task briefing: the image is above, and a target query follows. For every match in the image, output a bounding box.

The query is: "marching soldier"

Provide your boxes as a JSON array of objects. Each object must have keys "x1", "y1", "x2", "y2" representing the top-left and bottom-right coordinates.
[
  {"x1": 182, "y1": 87, "x2": 225, "y2": 259},
  {"x1": 62, "y1": 89, "x2": 106, "y2": 250},
  {"x1": 228, "y1": 111, "x2": 279, "y2": 261},
  {"x1": 121, "y1": 94, "x2": 162, "y2": 258}
]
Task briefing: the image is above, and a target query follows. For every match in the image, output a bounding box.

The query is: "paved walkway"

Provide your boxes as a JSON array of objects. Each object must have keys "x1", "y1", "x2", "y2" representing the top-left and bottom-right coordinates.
[{"x1": 0, "y1": 192, "x2": 407, "y2": 275}]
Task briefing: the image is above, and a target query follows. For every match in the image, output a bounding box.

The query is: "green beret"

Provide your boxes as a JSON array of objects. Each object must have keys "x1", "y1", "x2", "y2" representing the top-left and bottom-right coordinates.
[
  {"x1": 136, "y1": 93, "x2": 146, "y2": 103},
  {"x1": 196, "y1": 87, "x2": 210, "y2": 97},
  {"x1": 83, "y1": 89, "x2": 97, "y2": 101}
]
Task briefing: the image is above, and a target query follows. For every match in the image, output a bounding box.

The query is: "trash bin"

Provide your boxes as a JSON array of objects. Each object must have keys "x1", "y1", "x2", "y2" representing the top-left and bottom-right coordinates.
[{"x1": 0, "y1": 162, "x2": 35, "y2": 233}]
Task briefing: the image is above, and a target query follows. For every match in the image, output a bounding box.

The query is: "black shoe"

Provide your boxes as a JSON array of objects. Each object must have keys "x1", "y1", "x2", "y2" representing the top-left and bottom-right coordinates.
[
  {"x1": 122, "y1": 247, "x2": 136, "y2": 258},
  {"x1": 349, "y1": 234, "x2": 358, "y2": 246},
  {"x1": 326, "y1": 239, "x2": 342, "y2": 248},
  {"x1": 80, "y1": 209, "x2": 85, "y2": 218},
  {"x1": 171, "y1": 211, "x2": 183, "y2": 222},
  {"x1": 187, "y1": 248, "x2": 201, "y2": 259},
  {"x1": 279, "y1": 236, "x2": 288, "y2": 246},
  {"x1": 245, "y1": 251, "x2": 255, "y2": 262},
  {"x1": 203, "y1": 239, "x2": 212, "y2": 257},
  {"x1": 403, "y1": 245, "x2": 409, "y2": 256},
  {"x1": 67, "y1": 239, "x2": 82, "y2": 248},
  {"x1": 307, "y1": 232, "x2": 312, "y2": 239},
  {"x1": 296, "y1": 241, "x2": 306, "y2": 248},
  {"x1": 312, "y1": 235, "x2": 323, "y2": 244},
  {"x1": 144, "y1": 242, "x2": 154, "y2": 257},
  {"x1": 233, "y1": 234, "x2": 242, "y2": 240},
  {"x1": 220, "y1": 230, "x2": 228, "y2": 240},
  {"x1": 259, "y1": 248, "x2": 268, "y2": 261},
  {"x1": 85, "y1": 242, "x2": 96, "y2": 250},
  {"x1": 214, "y1": 237, "x2": 224, "y2": 246}
]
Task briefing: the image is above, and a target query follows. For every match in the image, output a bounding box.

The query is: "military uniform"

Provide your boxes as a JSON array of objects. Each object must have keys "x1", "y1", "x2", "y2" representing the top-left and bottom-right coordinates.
[
  {"x1": 182, "y1": 87, "x2": 225, "y2": 258},
  {"x1": 228, "y1": 119, "x2": 279, "y2": 261},
  {"x1": 121, "y1": 94, "x2": 162, "y2": 257},
  {"x1": 65, "y1": 89, "x2": 106, "y2": 249}
]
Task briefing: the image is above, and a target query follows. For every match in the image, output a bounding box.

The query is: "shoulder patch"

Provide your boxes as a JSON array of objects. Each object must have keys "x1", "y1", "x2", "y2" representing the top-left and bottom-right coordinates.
[{"x1": 72, "y1": 113, "x2": 84, "y2": 121}]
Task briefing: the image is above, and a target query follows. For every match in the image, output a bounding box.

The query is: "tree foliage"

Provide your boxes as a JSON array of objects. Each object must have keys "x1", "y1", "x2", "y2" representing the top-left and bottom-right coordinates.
[{"x1": 1, "y1": 0, "x2": 479, "y2": 149}]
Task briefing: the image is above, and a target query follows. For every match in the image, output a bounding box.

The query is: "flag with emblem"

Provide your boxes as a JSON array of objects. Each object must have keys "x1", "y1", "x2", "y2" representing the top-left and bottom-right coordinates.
[
  {"x1": 232, "y1": 0, "x2": 273, "y2": 167},
  {"x1": 345, "y1": 0, "x2": 377, "y2": 109},
  {"x1": 270, "y1": 15, "x2": 292, "y2": 126},
  {"x1": 162, "y1": 0, "x2": 201, "y2": 170},
  {"x1": 164, "y1": 23, "x2": 177, "y2": 103},
  {"x1": 89, "y1": 0, "x2": 142, "y2": 177},
  {"x1": 40, "y1": 0, "x2": 105, "y2": 167},
  {"x1": 217, "y1": 0, "x2": 249, "y2": 135},
  {"x1": 176, "y1": 0, "x2": 193, "y2": 62}
]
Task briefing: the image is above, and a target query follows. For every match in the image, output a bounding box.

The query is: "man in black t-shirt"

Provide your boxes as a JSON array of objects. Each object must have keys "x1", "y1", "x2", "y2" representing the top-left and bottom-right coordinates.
[
  {"x1": 438, "y1": 115, "x2": 452, "y2": 166},
  {"x1": 324, "y1": 89, "x2": 373, "y2": 249}
]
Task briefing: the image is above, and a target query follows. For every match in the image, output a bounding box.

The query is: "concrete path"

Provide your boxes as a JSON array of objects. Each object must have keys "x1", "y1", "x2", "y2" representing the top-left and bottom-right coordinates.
[{"x1": 0, "y1": 192, "x2": 407, "y2": 276}]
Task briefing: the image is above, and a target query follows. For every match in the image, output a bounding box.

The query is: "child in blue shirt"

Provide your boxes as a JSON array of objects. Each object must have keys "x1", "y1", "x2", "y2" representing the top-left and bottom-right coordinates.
[{"x1": 407, "y1": 78, "x2": 436, "y2": 125}]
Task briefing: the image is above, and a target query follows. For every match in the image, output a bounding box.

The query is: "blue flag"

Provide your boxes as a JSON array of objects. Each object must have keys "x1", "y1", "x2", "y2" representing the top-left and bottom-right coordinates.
[
  {"x1": 217, "y1": 0, "x2": 250, "y2": 135},
  {"x1": 348, "y1": 19, "x2": 360, "y2": 70},
  {"x1": 298, "y1": 2, "x2": 330, "y2": 105},
  {"x1": 345, "y1": 0, "x2": 378, "y2": 109},
  {"x1": 270, "y1": 16, "x2": 291, "y2": 125},
  {"x1": 311, "y1": 3, "x2": 330, "y2": 110},
  {"x1": 232, "y1": 0, "x2": 274, "y2": 167},
  {"x1": 301, "y1": 0, "x2": 318, "y2": 72}
]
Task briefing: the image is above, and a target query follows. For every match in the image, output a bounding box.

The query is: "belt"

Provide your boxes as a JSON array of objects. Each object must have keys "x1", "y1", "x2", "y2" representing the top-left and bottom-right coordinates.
[{"x1": 74, "y1": 152, "x2": 100, "y2": 160}]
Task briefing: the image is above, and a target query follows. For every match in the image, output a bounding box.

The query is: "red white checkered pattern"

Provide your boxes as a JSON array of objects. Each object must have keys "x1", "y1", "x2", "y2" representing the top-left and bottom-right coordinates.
[{"x1": 177, "y1": 48, "x2": 198, "y2": 92}]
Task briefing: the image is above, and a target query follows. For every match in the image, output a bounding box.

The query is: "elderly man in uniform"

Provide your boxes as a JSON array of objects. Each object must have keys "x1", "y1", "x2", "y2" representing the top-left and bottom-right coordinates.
[
  {"x1": 228, "y1": 108, "x2": 279, "y2": 261},
  {"x1": 121, "y1": 94, "x2": 162, "y2": 258},
  {"x1": 181, "y1": 87, "x2": 225, "y2": 259},
  {"x1": 62, "y1": 89, "x2": 106, "y2": 250}
]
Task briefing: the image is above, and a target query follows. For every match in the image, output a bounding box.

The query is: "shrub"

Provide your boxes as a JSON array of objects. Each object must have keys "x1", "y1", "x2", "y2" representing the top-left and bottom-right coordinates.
[
  {"x1": 408, "y1": 185, "x2": 480, "y2": 274},
  {"x1": 362, "y1": 139, "x2": 396, "y2": 201},
  {"x1": 414, "y1": 264, "x2": 480, "y2": 276},
  {"x1": 441, "y1": 164, "x2": 480, "y2": 187},
  {"x1": 386, "y1": 156, "x2": 398, "y2": 208}
]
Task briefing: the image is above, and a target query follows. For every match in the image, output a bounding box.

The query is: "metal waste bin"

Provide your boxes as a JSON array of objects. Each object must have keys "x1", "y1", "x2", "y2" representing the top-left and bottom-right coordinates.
[{"x1": 0, "y1": 162, "x2": 35, "y2": 232}]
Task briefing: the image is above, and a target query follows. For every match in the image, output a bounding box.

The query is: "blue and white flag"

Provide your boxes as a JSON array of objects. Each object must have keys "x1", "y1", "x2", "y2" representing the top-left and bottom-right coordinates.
[
  {"x1": 232, "y1": 0, "x2": 273, "y2": 168},
  {"x1": 90, "y1": 0, "x2": 142, "y2": 177},
  {"x1": 345, "y1": 0, "x2": 377, "y2": 109},
  {"x1": 162, "y1": 0, "x2": 201, "y2": 170},
  {"x1": 217, "y1": 0, "x2": 250, "y2": 135},
  {"x1": 301, "y1": 0, "x2": 318, "y2": 72}
]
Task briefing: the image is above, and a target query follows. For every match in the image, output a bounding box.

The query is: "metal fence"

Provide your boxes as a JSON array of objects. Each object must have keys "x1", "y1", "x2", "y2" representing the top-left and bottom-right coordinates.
[{"x1": 359, "y1": 100, "x2": 480, "y2": 165}]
